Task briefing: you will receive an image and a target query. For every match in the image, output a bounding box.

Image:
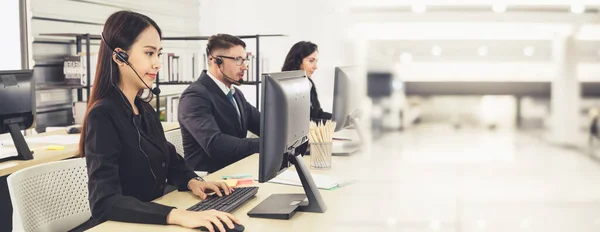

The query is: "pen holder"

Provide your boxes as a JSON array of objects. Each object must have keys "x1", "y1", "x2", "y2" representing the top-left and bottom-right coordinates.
[{"x1": 309, "y1": 142, "x2": 332, "y2": 169}]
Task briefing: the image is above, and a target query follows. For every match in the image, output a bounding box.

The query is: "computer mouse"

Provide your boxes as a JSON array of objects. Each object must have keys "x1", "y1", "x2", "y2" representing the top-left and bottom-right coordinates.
[
  {"x1": 197, "y1": 221, "x2": 245, "y2": 232},
  {"x1": 66, "y1": 126, "x2": 81, "y2": 134}
]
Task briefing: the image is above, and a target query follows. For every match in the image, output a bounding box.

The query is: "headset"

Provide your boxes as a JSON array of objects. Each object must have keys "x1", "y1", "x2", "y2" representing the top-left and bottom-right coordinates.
[
  {"x1": 101, "y1": 33, "x2": 161, "y2": 95},
  {"x1": 101, "y1": 33, "x2": 158, "y2": 186},
  {"x1": 206, "y1": 47, "x2": 245, "y2": 85}
]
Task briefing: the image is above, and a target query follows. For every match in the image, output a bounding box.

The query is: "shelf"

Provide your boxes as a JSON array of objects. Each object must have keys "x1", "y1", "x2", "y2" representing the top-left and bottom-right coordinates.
[
  {"x1": 161, "y1": 34, "x2": 286, "y2": 41},
  {"x1": 157, "y1": 82, "x2": 193, "y2": 85},
  {"x1": 40, "y1": 33, "x2": 286, "y2": 41},
  {"x1": 39, "y1": 33, "x2": 101, "y2": 39},
  {"x1": 40, "y1": 33, "x2": 285, "y2": 114},
  {"x1": 36, "y1": 83, "x2": 88, "y2": 90}
]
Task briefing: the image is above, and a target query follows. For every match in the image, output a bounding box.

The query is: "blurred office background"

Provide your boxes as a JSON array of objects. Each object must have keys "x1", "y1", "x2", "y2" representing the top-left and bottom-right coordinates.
[
  {"x1": 349, "y1": 1, "x2": 600, "y2": 231},
  {"x1": 351, "y1": 1, "x2": 600, "y2": 146}
]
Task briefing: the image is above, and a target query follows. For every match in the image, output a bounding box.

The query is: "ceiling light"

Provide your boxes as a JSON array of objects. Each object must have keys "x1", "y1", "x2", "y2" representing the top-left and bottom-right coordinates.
[
  {"x1": 411, "y1": 4, "x2": 427, "y2": 13},
  {"x1": 492, "y1": 4, "x2": 507, "y2": 13},
  {"x1": 431, "y1": 45, "x2": 442, "y2": 57},
  {"x1": 524, "y1": 46, "x2": 535, "y2": 57},
  {"x1": 478, "y1": 46, "x2": 489, "y2": 56},
  {"x1": 571, "y1": 4, "x2": 585, "y2": 14},
  {"x1": 399, "y1": 52, "x2": 413, "y2": 64}
]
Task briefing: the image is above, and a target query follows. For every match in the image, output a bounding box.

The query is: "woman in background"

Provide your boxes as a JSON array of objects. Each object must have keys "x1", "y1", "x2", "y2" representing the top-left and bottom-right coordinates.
[{"x1": 282, "y1": 41, "x2": 332, "y2": 121}]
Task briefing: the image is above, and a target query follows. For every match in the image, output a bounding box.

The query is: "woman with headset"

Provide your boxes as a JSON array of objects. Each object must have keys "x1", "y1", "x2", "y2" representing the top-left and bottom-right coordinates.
[
  {"x1": 74, "y1": 11, "x2": 240, "y2": 232},
  {"x1": 282, "y1": 41, "x2": 332, "y2": 122}
]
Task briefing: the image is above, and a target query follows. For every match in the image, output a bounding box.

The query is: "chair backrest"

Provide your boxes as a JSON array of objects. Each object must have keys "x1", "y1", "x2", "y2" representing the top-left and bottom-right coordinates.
[
  {"x1": 7, "y1": 158, "x2": 90, "y2": 232},
  {"x1": 165, "y1": 129, "x2": 184, "y2": 157}
]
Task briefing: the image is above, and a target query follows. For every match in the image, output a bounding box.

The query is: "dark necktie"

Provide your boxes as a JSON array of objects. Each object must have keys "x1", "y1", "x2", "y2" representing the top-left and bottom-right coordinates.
[{"x1": 227, "y1": 90, "x2": 241, "y2": 123}]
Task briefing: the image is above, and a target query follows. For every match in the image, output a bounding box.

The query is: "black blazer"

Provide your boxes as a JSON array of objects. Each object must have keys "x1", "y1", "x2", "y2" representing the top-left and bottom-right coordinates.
[
  {"x1": 308, "y1": 78, "x2": 332, "y2": 121},
  {"x1": 76, "y1": 90, "x2": 197, "y2": 230},
  {"x1": 178, "y1": 70, "x2": 260, "y2": 173}
]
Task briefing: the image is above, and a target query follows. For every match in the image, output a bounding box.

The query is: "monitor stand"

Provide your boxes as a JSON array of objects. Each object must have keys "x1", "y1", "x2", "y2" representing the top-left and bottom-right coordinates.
[
  {"x1": 247, "y1": 153, "x2": 326, "y2": 220},
  {"x1": 0, "y1": 123, "x2": 34, "y2": 162},
  {"x1": 331, "y1": 113, "x2": 365, "y2": 157},
  {"x1": 348, "y1": 110, "x2": 366, "y2": 145}
]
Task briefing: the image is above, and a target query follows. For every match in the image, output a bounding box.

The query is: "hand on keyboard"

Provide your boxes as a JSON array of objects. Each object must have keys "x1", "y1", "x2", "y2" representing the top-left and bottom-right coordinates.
[
  {"x1": 189, "y1": 179, "x2": 233, "y2": 200},
  {"x1": 187, "y1": 187, "x2": 258, "y2": 213},
  {"x1": 167, "y1": 209, "x2": 241, "y2": 232}
]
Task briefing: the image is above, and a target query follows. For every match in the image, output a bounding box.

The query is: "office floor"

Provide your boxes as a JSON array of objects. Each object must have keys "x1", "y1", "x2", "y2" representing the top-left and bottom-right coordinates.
[{"x1": 340, "y1": 123, "x2": 600, "y2": 232}]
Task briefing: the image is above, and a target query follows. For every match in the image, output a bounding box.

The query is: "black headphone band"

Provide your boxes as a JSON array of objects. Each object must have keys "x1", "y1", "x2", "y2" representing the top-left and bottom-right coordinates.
[{"x1": 101, "y1": 33, "x2": 129, "y2": 64}]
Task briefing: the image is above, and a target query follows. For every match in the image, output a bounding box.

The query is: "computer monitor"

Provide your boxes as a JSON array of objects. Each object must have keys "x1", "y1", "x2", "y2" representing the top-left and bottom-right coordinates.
[
  {"x1": 0, "y1": 69, "x2": 35, "y2": 161},
  {"x1": 247, "y1": 70, "x2": 326, "y2": 219},
  {"x1": 332, "y1": 66, "x2": 365, "y2": 143},
  {"x1": 332, "y1": 67, "x2": 350, "y2": 132}
]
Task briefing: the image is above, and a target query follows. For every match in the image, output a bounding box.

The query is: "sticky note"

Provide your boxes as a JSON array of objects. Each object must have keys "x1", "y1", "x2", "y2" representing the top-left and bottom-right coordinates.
[
  {"x1": 236, "y1": 178, "x2": 254, "y2": 185},
  {"x1": 224, "y1": 179, "x2": 238, "y2": 187},
  {"x1": 44, "y1": 145, "x2": 66, "y2": 150}
]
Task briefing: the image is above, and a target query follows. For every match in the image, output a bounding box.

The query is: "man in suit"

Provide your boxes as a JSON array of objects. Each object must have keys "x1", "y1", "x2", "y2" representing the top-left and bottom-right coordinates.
[{"x1": 178, "y1": 34, "x2": 260, "y2": 173}]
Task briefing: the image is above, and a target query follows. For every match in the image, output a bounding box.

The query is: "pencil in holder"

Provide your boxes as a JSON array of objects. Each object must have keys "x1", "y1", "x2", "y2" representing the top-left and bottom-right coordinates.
[{"x1": 310, "y1": 142, "x2": 332, "y2": 169}]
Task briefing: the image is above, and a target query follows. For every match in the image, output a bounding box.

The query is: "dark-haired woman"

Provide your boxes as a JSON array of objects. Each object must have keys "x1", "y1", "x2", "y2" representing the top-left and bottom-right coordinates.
[
  {"x1": 73, "y1": 11, "x2": 240, "y2": 232},
  {"x1": 282, "y1": 41, "x2": 332, "y2": 121}
]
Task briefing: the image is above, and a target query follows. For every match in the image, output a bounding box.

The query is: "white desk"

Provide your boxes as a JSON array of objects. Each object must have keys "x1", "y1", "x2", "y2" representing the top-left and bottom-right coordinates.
[{"x1": 87, "y1": 145, "x2": 399, "y2": 232}]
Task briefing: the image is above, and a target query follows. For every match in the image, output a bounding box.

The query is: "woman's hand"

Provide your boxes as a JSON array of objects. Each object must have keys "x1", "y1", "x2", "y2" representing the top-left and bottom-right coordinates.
[
  {"x1": 167, "y1": 209, "x2": 241, "y2": 232},
  {"x1": 188, "y1": 179, "x2": 233, "y2": 200}
]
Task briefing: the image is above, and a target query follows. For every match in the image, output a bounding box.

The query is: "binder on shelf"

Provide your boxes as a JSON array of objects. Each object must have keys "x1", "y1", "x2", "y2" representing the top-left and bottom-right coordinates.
[
  {"x1": 173, "y1": 56, "x2": 179, "y2": 82},
  {"x1": 165, "y1": 95, "x2": 180, "y2": 122},
  {"x1": 63, "y1": 56, "x2": 82, "y2": 85},
  {"x1": 63, "y1": 52, "x2": 97, "y2": 86}
]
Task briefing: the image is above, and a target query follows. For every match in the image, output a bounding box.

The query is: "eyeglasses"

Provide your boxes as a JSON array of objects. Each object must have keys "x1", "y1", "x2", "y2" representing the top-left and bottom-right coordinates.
[{"x1": 218, "y1": 55, "x2": 250, "y2": 66}]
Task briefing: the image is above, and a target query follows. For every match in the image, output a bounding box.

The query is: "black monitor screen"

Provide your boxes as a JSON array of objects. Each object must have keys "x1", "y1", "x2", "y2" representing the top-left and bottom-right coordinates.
[
  {"x1": 0, "y1": 69, "x2": 35, "y2": 134},
  {"x1": 258, "y1": 70, "x2": 310, "y2": 183},
  {"x1": 367, "y1": 72, "x2": 393, "y2": 98}
]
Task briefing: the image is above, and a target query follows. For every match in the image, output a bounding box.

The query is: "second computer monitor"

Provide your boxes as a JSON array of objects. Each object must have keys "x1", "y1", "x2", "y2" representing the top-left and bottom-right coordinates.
[
  {"x1": 332, "y1": 66, "x2": 353, "y2": 132},
  {"x1": 258, "y1": 70, "x2": 311, "y2": 183}
]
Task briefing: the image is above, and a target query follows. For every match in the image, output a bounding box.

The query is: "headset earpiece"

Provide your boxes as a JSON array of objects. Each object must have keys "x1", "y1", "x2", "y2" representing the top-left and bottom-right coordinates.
[
  {"x1": 115, "y1": 51, "x2": 129, "y2": 64},
  {"x1": 215, "y1": 57, "x2": 223, "y2": 65}
]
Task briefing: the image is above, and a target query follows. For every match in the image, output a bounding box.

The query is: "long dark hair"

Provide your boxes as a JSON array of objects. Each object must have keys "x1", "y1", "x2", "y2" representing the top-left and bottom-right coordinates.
[
  {"x1": 281, "y1": 41, "x2": 318, "y2": 72},
  {"x1": 79, "y1": 10, "x2": 162, "y2": 157},
  {"x1": 282, "y1": 41, "x2": 321, "y2": 109}
]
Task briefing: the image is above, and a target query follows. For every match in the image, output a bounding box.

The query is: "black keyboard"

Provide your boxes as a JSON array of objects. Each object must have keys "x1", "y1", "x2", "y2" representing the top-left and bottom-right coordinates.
[{"x1": 187, "y1": 187, "x2": 258, "y2": 213}]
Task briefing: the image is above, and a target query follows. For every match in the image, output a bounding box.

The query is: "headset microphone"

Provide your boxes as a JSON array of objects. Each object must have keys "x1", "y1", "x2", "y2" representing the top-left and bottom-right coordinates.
[{"x1": 101, "y1": 33, "x2": 161, "y2": 95}]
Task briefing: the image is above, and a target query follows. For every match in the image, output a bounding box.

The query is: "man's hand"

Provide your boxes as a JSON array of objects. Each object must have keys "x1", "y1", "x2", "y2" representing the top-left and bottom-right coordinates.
[{"x1": 188, "y1": 179, "x2": 233, "y2": 200}]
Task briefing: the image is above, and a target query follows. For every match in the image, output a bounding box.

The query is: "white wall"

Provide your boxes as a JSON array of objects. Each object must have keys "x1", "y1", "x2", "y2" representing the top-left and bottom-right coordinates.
[
  {"x1": 0, "y1": 0, "x2": 24, "y2": 70},
  {"x1": 198, "y1": 0, "x2": 355, "y2": 112}
]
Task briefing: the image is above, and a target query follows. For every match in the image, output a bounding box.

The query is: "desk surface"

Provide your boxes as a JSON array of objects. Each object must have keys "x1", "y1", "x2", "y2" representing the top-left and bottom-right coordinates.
[
  {"x1": 88, "y1": 146, "x2": 382, "y2": 232},
  {"x1": 0, "y1": 122, "x2": 180, "y2": 177}
]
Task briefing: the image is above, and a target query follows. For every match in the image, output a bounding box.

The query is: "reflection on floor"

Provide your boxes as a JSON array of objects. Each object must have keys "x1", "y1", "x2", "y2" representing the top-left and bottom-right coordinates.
[{"x1": 363, "y1": 123, "x2": 600, "y2": 232}]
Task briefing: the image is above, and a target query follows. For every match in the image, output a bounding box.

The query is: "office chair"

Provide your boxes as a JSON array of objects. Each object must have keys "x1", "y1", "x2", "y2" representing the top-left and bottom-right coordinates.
[
  {"x1": 165, "y1": 129, "x2": 185, "y2": 158},
  {"x1": 164, "y1": 129, "x2": 207, "y2": 177},
  {"x1": 7, "y1": 158, "x2": 91, "y2": 232}
]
